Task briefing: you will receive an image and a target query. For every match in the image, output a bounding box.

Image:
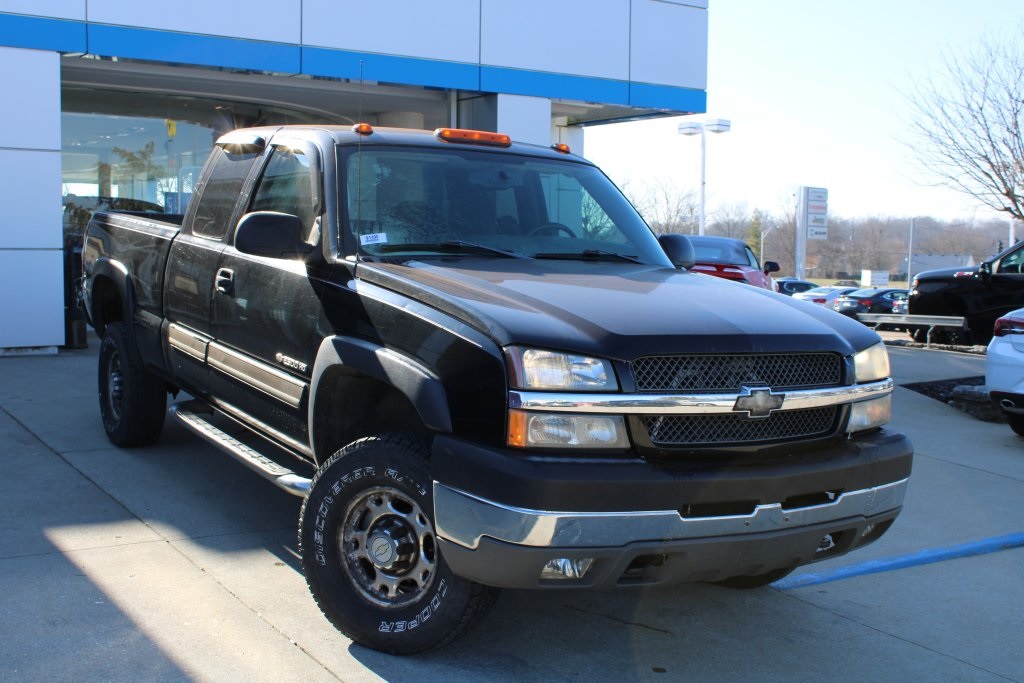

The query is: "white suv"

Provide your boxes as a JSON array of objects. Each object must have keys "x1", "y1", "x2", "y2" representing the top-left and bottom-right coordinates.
[{"x1": 986, "y1": 307, "x2": 1024, "y2": 436}]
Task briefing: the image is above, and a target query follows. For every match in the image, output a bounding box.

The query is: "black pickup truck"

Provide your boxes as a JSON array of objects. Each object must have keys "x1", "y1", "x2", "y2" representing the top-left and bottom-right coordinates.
[
  {"x1": 82, "y1": 124, "x2": 912, "y2": 654},
  {"x1": 908, "y1": 239, "x2": 1024, "y2": 344}
]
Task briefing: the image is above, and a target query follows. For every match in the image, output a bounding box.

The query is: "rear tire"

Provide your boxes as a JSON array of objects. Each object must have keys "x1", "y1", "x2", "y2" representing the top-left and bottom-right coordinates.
[
  {"x1": 98, "y1": 322, "x2": 167, "y2": 446},
  {"x1": 299, "y1": 434, "x2": 499, "y2": 654}
]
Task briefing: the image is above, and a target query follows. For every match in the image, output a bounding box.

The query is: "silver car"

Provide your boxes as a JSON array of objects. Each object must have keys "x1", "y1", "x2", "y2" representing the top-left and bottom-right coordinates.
[{"x1": 792, "y1": 286, "x2": 859, "y2": 307}]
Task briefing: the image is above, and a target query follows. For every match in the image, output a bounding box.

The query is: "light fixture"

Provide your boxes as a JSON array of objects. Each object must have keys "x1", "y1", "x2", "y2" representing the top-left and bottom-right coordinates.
[{"x1": 678, "y1": 118, "x2": 731, "y2": 236}]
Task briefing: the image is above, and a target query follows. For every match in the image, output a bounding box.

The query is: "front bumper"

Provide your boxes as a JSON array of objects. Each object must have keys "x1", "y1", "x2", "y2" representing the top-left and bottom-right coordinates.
[{"x1": 431, "y1": 429, "x2": 912, "y2": 589}]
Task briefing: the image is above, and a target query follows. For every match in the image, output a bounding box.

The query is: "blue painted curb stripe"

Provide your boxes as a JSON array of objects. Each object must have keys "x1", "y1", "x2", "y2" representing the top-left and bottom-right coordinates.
[{"x1": 774, "y1": 532, "x2": 1024, "y2": 590}]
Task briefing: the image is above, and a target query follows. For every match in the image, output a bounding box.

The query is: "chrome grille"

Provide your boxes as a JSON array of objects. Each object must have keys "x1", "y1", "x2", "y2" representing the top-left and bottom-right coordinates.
[
  {"x1": 643, "y1": 407, "x2": 839, "y2": 447},
  {"x1": 631, "y1": 353, "x2": 842, "y2": 393}
]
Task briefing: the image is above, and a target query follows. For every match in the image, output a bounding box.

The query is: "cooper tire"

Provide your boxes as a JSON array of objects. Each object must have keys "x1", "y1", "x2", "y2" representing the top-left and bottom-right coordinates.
[
  {"x1": 98, "y1": 322, "x2": 167, "y2": 447},
  {"x1": 299, "y1": 434, "x2": 499, "y2": 654}
]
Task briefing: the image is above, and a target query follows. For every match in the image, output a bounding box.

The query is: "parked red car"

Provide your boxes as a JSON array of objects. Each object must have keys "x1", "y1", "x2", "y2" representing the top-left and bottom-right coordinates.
[{"x1": 687, "y1": 235, "x2": 780, "y2": 290}]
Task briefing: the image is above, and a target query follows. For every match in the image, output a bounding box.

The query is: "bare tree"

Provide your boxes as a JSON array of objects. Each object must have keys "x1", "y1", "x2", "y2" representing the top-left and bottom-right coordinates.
[
  {"x1": 624, "y1": 178, "x2": 698, "y2": 234},
  {"x1": 905, "y1": 28, "x2": 1024, "y2": 220},
  {"x1": 707, "y1": 201, "x2": 751, "y2": 238}
]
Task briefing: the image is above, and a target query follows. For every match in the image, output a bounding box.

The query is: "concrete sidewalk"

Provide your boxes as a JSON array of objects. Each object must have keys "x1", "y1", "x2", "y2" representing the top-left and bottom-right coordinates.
[{"x1": 1, "y1": 339, "x2": 1022, "y2": 682}]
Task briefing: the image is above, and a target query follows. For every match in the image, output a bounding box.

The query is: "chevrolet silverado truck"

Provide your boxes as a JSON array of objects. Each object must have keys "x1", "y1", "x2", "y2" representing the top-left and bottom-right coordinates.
[
  {"x1": 81, "y1": 124, "x2": 912, "y2": 654},
  {"x1": 908, "y1": 239, "x2": 1024, "y2": 344}
]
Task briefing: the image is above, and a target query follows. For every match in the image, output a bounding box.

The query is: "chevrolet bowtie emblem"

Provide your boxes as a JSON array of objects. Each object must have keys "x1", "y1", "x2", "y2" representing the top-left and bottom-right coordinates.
[{"x1": 733, "y1": 386, "x2": 785, "y2": 419}]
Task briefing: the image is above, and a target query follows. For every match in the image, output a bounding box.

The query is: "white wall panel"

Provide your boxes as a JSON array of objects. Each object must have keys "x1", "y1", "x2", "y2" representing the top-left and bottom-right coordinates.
[
  {"x1": 0, "y1": 150, "x2": 61, "y2": 249},
  {"x1": 0, "y1": 249, "x2": 64, "y2": 348},
  {"x1": 495, "y1": 95, "x2": 551, "y2": 146},
  {"x1": 87, "y1": 0, "x2": 301, "y2": 44},
  {"x1": 0, "y1": 47, "x2": 59, "y2": 151},
  {"x1": 0, "y1": 1, "x2": 85, "y2": 20},
  {"x1": 481, "y1": 0, "x2": 629, "y2": 80},
  {"x1": 630, "y1": 0, "x2": 707, "y2": 89},
  {"x1": 303, "y1": 0, "x2": 479, "y2": 63}
]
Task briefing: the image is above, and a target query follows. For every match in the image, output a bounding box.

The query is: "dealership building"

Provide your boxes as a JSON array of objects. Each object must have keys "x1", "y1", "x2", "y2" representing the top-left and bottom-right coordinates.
[{"x1": 0, "y1": 1, "x2": 708, "y2": 351}]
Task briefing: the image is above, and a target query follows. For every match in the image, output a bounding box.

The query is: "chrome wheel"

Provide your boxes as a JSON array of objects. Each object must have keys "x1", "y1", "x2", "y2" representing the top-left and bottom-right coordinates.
[
  {"x1": 105, "y1": 351, "x2": 124, "y2": 422},
  {"x1": 340, "y1": 486, "x2": 437, "y2": 607}
]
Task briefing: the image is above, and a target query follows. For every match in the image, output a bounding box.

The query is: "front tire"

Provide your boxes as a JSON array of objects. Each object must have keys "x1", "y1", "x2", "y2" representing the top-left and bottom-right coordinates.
[
  {"x1": 712, "y1": 566, "x2": 795, "y2": 589},
  {"x1": 1006, "y1": 413, "x2": 1024, "y2": 437},
  {"x1": 299, "y1": 434, "x2": 498, "y2": 654},
  {"x1": 98, "y1": 322, "x2": 167, "y2": 446}
]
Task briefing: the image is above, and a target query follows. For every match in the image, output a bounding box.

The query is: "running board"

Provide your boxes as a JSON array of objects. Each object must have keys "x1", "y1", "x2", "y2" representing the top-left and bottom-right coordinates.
[{"x1": 170, "y1": 401, "x2": 311, "y2": 497}]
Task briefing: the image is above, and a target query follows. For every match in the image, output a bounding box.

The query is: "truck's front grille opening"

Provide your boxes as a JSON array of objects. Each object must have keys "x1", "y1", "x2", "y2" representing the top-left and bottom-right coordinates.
[
  {"x1": 643, "y1": 407, "x2": 839, "y2": 446},
  {"x1": 619, "y1": 554, "x2": 666, "y2": 584},
  {"x1": 631, "y1": 353, "x2": 843, "y2": 393}
]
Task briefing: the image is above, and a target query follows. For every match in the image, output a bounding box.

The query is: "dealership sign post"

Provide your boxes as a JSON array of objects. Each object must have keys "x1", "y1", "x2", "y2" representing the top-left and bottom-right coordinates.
[{"x1": 795, "y1": 186, "x2": 828, "y2": 279}]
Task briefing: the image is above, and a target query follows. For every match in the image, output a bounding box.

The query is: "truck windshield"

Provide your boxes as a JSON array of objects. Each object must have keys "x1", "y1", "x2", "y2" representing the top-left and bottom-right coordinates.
[{"x1": 340, "y1": 146, "x2": 671, "y2": 266}]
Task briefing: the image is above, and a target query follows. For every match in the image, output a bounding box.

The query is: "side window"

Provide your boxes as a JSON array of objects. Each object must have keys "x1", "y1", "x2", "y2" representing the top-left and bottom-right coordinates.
[
  {"x1": 998, "y1": 245, "x2": 1024, "y2": 274},
  {"x1": 250, "y1": 147, "x2": 319, "y2": 242},
  {"x1": 744, "y1": 246, "x2": 760, "y2": 268},
  {"x1": 191, "y1": 146, "x2": 259, "y2": 239}
]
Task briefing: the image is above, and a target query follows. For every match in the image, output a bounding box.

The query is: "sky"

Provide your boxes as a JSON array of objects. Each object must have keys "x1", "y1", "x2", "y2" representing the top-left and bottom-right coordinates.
[{"x1": 584, "y1": 0, "x2": 1024, "y2": 225}]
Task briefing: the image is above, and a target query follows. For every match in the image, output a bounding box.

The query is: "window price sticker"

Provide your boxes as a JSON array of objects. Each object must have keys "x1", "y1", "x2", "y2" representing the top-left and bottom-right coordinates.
[{"x1": 359, "y1": 232, "x2": 388, "y2": 246}]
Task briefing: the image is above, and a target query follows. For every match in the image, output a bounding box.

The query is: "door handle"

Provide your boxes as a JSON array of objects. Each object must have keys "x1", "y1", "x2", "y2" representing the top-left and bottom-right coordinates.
[{"x1": 215, "y1": 268, "x2": 234, "y2": 295}]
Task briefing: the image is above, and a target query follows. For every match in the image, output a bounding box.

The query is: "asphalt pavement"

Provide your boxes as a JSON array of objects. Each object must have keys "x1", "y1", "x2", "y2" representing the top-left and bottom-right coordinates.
[{"x1": 1, "y1": 335, "x2": 1022, "y2": 682}]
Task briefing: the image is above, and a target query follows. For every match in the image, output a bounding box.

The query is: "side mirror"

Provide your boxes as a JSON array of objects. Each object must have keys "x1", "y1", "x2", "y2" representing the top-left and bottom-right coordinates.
[
  {"x1": 980, "y1": 261, "x2": 993, "y2": 278},
  {"x1": 234, "y1": 211, "x2": 315, "y2": 260},
  {"x1": 659, "y1": 234, "x2": 695, "y2": 270},
  {"x1": 763, "y1": 260, "x2": 781, "y2": 274}
]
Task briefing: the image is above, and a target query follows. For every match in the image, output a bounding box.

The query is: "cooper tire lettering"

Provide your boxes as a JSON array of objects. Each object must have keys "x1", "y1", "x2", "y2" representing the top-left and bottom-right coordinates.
[{"x1": 298, "y1": 435, "x2": 499, "y2": 654}]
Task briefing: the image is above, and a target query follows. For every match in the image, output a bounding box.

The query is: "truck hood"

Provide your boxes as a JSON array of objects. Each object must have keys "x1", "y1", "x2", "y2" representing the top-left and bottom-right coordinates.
[
  {"x1": 356, "y1": 258, "x2": 880, "y2": 359},
  {"x1": 914, "y1": 265, "x2": 979, "y2": 280}
]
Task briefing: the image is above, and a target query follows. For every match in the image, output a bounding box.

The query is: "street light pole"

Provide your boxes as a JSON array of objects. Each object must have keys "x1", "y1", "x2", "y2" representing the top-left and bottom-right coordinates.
[{"x1": 678, "y1": 118, "x2": 731, "y2": 236}]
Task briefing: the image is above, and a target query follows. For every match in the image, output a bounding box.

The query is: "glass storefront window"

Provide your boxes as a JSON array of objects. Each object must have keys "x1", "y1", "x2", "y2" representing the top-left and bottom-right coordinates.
[
  {"x1": 60, "y1": 87, "x2": 339, "y2": 243},
  {"x1": 62, "y1": 112, "x2": 209, "y2": 224}
]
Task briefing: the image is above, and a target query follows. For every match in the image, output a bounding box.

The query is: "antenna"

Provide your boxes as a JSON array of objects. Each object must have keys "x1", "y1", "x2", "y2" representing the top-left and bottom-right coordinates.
[
  {"x1": 354, "y1": 60, "x2": 364, "y2": 261},
  {"x1": 358, "y1": 60, "x2": 364, "y2": 126}
]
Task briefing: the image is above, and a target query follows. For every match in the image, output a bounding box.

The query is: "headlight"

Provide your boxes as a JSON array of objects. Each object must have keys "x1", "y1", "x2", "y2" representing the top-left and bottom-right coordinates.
[
  {"x1": 508, "y1": 410, "x2": 629, "y2": 449},
  {"x1": 853, "y1": 342, "x2": 890, "y2": 382},
  {"x1": 506, "y1": 347, "x2": 618, "y2": 391}
]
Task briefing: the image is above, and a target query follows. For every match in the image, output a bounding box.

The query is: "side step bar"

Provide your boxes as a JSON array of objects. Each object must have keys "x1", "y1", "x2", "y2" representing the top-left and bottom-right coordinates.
[{"x1": 170, "y1": 401, "x2": 311, "y2": 497}]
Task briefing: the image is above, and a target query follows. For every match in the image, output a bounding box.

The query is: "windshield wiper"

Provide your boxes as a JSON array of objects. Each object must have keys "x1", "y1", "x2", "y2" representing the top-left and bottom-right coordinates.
[
  {"x1": 441, "y1": 240, "x2": 530, "y2": 259},
  {"x1": 533, "y1": 249, "x2": 642, "y2": 264},
  {"x1": 373, "y1": 241, "x2": 529, "y2": 259}
]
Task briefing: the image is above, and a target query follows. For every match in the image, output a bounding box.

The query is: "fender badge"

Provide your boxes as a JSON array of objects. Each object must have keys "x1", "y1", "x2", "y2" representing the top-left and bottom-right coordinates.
[
  {"x1": 275, "y1": 353, "x2": 308, "y2": 373},
  {"x1": 733, "y1": 386, "x2": 785, "y2": 419}
]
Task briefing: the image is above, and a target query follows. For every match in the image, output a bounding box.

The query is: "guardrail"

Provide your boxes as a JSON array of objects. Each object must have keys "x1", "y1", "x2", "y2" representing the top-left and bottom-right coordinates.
[{"x1": 857, "y1": 313, "x2": 967, "y2": 347}]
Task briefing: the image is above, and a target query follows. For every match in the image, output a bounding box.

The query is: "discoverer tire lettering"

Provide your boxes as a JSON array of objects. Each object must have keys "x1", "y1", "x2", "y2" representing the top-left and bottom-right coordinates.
[{"x1": 298, "y1": 434, "x2": 499, "y2": 654}]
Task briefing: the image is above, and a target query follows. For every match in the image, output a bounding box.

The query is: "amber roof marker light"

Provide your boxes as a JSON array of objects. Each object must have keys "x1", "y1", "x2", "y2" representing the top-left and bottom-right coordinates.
[
  {"x1": 352, "y1": 123, "x2": 374, "y2": 136},
  {"x1": 434, "y1": 128, "x2": 512, "y2": 147},
  {"x1": 552, "y1": 143, "x2": 572, "y2": 154}
]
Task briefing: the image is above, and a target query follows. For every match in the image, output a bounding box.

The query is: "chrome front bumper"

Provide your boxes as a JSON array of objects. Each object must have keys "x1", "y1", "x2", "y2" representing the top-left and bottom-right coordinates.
[{"x1": 434, "y1": 478, "x2": 909, "y2": 551}]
